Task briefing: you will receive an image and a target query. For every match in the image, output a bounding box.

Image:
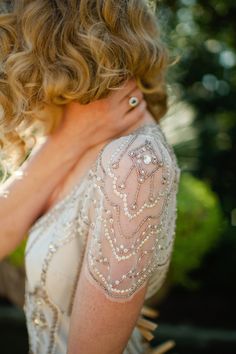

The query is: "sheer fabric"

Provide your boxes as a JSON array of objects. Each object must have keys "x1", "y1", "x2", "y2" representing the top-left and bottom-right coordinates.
[
  {"x1": 84, "y1": 131, "x2": 179, "y2": 303},
  {"x1": 23, "y1": 123, "x2": 180, "y2": 354}
]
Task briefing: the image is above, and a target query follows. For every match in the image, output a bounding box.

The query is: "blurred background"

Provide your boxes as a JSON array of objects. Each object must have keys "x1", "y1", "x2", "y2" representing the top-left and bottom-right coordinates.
[{"x1": 0, "y1": 0, "x2": 235, "y2": 353}]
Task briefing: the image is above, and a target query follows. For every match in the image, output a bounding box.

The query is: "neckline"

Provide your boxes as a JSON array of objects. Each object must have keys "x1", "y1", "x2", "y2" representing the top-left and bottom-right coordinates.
[{"x1": 28, "y1": 122, "x2": 160, "y2": 233}]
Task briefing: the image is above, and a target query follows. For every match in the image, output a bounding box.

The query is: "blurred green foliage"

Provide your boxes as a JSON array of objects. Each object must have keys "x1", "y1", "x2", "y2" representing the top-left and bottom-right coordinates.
[
  {"x1": 170, "y1": 172, "x2": 225, "y2": 288},
  {"x1": 159, "y1": 0, "x2": 236, "y2": 212},
  {"x1": 157, "y1": 0, "x2": 236, "y2": 292},
  {"x1": 7, "y1": 238, "x2": 27, "y2": 268}
]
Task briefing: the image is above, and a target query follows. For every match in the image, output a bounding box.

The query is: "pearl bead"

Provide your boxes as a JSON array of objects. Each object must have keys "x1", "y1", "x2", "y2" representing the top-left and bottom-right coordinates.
[{"x1": 143, "y1": 155, "x2": 152, "y2": 164}]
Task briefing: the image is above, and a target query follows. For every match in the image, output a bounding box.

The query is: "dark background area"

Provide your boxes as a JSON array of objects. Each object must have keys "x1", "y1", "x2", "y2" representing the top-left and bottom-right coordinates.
[{"x1": 151, "y1": 0, "x2": 236, "y2": 352}]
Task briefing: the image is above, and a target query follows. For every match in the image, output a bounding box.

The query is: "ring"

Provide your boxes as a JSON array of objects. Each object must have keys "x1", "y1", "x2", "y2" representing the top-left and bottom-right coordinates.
[{"x1": 128, "y1": 96, "x2": 139, "y2": 108}]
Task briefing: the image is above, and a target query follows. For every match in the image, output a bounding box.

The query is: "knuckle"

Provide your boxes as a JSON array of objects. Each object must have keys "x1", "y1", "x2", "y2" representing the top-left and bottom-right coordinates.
[
  {"x1": 127, "y1": 79, "x2": 137, "y2": 91},
  {"x1": 139, "y1": 100, "x2": 146, "y2": 109},
  {"x1": 132, "y1": 88, "x2": 143, "y2": 101}
]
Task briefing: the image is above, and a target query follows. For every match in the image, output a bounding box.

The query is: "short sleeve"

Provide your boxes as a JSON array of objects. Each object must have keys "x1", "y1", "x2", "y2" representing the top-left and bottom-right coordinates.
[{"x1": 84, "y1": 132, "x2": 179, "y2": 303}]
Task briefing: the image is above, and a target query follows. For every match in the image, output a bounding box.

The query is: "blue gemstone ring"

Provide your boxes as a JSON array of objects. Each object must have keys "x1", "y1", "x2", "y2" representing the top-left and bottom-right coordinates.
[{"x1": 128, "y1": 96, "x2": 139, "y2": 108}]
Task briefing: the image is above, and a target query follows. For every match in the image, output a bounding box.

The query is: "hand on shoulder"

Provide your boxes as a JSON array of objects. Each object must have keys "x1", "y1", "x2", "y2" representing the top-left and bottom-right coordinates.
[{"x1": 51, "y1": 78, "x2": 149, "y2": 160}]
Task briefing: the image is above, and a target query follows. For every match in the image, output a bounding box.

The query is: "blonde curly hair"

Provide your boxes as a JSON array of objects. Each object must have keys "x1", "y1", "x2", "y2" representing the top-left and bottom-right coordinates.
[{"x1": 0, "y1": 0, "x2": 169, "y2": 173}]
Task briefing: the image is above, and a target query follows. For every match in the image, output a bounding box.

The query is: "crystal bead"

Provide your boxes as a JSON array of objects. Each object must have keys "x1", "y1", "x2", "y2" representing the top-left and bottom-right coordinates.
[
  {"x1": 0, "y1": 190, "x2": 9, "y2": 198},
  {"x1": 32, "y1": 312, "x2": 47, "y2": 328},
  {"x1": 14, "y1": 170, "x2": 25, "y2": 179},
  {"x1": 112, "y1": 162, "x2": 119, "y2": 169},
  {"x1": 49, "y1": 244, "x2": 56, "y2": 252},
  {"x1": 162, "y1": 176, "x2": 167, "y2": 184},
  {"x1": 143, "y1": 155, "x2": 152, "y2": 164}
]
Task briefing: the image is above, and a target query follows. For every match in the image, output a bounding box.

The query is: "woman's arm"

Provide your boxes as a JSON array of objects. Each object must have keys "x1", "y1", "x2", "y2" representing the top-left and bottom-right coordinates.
[
  {"x1": 67, "y1": 131, "x2": 175, "y2": 354},
  {"x1": 0, "y1": 132, "x2": 85, "y2": 260},
  {"x1": 0, "y1": 79, "x2": 145, "y2": 260},
  {"x1": 67, "y1": 257, "x2": 149, "y2": 354}
]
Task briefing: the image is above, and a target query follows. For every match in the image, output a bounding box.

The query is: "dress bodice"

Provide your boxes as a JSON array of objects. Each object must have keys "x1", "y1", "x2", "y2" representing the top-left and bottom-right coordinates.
[{"x1": 23, "y1": 122, "x2": 181, "y2": 354}]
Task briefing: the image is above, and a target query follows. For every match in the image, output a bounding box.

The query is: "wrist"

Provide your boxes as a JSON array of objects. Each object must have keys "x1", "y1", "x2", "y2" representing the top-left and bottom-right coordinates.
[{"x1": 50, "y1": 128, "x2": 89, "y2": 164}]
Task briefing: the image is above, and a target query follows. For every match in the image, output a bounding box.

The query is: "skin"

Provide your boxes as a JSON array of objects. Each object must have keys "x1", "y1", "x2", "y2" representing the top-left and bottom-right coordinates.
[
  {"x1": 0, "y1": 78, "x2": 156, "y2": 353},
  {"x1": 0, "y1": 79, "x2": 147, "y2": 259},
  {"x1": 67, "y1": 252, "x2": 149, "y2": 354},
  {"x1": 65, "y1": 106, "x2": 156, "y2": 354}
]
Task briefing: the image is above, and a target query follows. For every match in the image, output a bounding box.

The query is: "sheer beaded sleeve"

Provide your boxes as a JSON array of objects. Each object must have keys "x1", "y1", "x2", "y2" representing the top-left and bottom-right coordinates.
[{"x1": 84, "y1": 131, "x2": 179, "y2": 303}]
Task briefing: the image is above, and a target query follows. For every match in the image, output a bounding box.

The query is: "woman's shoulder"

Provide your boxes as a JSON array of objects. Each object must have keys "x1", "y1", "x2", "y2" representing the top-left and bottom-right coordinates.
[
  {"x1": 85, "y1": 120, "x2": 180, "y2": 302},
  {"x1": 91, "y1": 120, "x2": 181, "y2": 198},
  {"x1": 97, "y1": 121, "x2": 180, "y2": 178}
]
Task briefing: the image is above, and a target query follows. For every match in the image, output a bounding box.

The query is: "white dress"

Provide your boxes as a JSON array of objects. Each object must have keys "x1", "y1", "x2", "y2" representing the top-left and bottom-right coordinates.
[{"x1": 23, "y1": 122, "x2": 181, "y2": 354}]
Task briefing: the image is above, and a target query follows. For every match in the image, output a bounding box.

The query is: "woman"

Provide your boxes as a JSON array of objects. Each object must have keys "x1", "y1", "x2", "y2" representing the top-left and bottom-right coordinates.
[{"x1": 0, "y1": 1, "x2": 180, "y2": 353}]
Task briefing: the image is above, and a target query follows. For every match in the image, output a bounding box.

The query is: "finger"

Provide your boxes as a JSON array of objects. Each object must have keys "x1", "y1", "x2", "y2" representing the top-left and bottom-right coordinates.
[
  {"x1": 114, "y1": 89, "x2": 144, "y2": 119},
  {"x1": 108, "y1": 78, "x2": 138, "y2": 104},
  {"x1": 121, "y1": 87, "x2": 144, "y2": 112},
  {"x1": 122, "y1": 100, "x2": 147, "y2": 129}
]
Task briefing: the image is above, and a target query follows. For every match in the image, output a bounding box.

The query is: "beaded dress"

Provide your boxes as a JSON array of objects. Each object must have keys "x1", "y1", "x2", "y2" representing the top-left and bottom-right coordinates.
[{"x1": 23, "y1": 122, "x2": 181, "y2": 354}]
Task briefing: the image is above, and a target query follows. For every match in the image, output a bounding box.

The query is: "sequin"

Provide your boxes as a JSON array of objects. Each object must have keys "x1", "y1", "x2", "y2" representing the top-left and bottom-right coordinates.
[
  {"x1": 85, "y1": 127, "x2": 180, "y2": 302},
  {"x1": 23, "y1": 123, "x2": 181, "y2": 354}
]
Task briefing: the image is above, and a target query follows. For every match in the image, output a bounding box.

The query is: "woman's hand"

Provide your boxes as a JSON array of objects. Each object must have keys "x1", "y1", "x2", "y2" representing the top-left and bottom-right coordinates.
[
  {"x1": 53, "y1": 78, "x2": 147, "y2": 159},
  {"x1": 0, "y1": 78, "x2": 147, "y2": 259}
]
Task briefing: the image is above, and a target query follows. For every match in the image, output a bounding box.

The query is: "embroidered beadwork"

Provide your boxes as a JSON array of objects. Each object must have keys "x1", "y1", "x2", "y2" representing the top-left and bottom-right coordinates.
[
  {"x1": 84, "y1": 129, "x2": 180, "y2": 302},
  {"x1": 24, "y1": 179, "x2": 97, "y2": 353},
  {"x1": 26, "y1": 286, "x2": 59, "y2": 354},
  {"x1": 23, "y1": 122, "x2": 181, "y2": 353}
]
